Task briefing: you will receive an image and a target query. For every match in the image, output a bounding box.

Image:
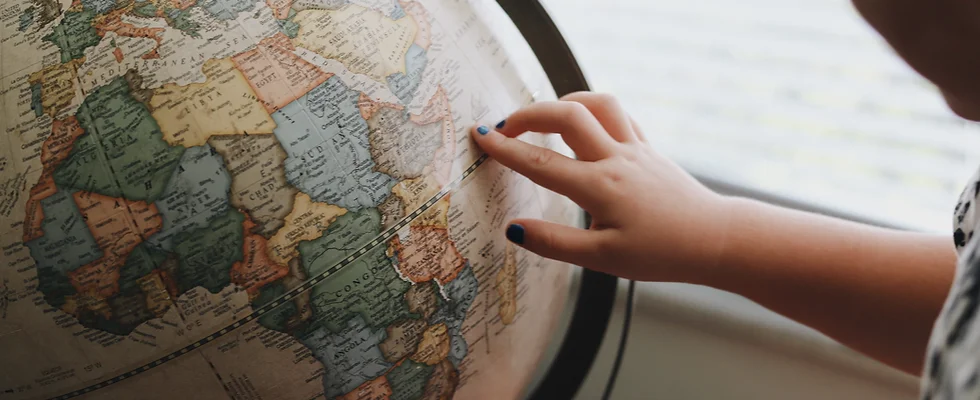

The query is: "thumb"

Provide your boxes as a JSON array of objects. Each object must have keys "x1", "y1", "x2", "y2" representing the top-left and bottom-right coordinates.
[{"x1": 504, "y1": 218, "x2": 609, "y2": 267}]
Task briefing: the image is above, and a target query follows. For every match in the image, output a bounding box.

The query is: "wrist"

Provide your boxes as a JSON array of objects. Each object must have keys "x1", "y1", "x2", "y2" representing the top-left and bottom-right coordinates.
[
  {"x1": 670, "y1": 191, "x2": 740, "y2": 286},
  {"x1": 684, "y1": 194, "x2": 750, "y2": 288}
]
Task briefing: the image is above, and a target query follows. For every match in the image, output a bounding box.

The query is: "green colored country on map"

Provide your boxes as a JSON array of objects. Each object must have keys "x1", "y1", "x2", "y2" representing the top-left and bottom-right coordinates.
[
  {"x1": 19, "y1": 6, "x2": 36, "y2": 32},
  {"x1": 278, "y1": 9, "x2": 300, "y2": 38},
  {"x1": 99, "y1": 290, "x2": 157, "y2": 334},
  {"x1": 80, "y1": 0, "x2": 123, "y2": 14},
  {"x1": 43, "y1": 8, "x2": 101, "y2": 63},
  {"x1": 431, "y1": 264, "x2": 477, "y2": 367},
  {"x1": 132, "y1": 1, "x2": 158, "y2": 17},
  {"x1": 54, "y1": 76, "x2": 184, "y2": 202},
  {"x1": 297, "y1": 208, "x2": 411, "y2": 333},
  {"x1": 25, "y1": 188, "x2": 103, "y2": 309},
  {"x1": 30, "y1": 82, "x2": 43, "y2": 117},
  {"x1": 77, "y1": 290, "x2": 157, "y2": 336},
  {"x1": 117, "y1": 241, "x2": 170, "y2": 296},
  {"x1": 173, "y1": 208, "x2": 245, "y2": 294},
  {"x1": 164, "y1": 6, "x2": 202, "y2": 38},
  {"x1": 299, "y1": 315, "x2": 392, "y2": 398},
  {"x1": 388, "y1": 359, "x2": 434, "y2": 400},
  {"x1": 198, "y1": 0, "x2": 254, "y2": 20},
  {"x1": 254, "y1": 282, "x2": 296, "y2": 332}
]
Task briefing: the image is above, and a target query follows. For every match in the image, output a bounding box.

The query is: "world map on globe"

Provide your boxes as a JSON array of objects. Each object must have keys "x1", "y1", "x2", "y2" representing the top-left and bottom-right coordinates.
[{"x1": 0, "y1": 0, "x2": 579, "y2": 398}]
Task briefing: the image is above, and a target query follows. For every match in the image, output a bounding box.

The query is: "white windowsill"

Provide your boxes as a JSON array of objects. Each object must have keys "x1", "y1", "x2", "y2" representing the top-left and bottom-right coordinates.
[{"x1": 634, "y1": 281, "x2": 918, "y2": 388}]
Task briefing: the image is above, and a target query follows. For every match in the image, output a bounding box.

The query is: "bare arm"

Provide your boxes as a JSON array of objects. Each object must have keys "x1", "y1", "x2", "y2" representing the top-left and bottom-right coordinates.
[
  {"x1": 703, "y1": 197, "x2": 955, "y2": 375},
  {"x1": 471, "y1": 92, "x2": 956, "y2": 375}
]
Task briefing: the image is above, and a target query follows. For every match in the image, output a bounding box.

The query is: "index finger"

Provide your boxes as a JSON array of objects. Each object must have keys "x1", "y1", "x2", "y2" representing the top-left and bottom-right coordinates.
[
  {"x1": 493, "y1": 101, "x2": 621, "y2": 161},
  {"x1": 471, "y1": 126, "x2": 601, "y2": 209}
]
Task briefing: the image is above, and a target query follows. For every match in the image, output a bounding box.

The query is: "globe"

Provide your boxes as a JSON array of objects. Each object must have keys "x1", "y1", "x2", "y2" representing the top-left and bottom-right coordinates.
[{"x1": 0, "y1": 0, "x2": 581, "y2": 398}]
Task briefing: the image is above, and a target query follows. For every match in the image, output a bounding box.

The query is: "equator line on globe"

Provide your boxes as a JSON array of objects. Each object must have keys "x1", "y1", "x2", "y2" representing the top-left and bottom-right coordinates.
[
  {"x1": 48, "y1": 154, "x2": 489, "y2": 400},
  {"x1": 0, "y1": 0, "x2": 579, "y2": 399}
]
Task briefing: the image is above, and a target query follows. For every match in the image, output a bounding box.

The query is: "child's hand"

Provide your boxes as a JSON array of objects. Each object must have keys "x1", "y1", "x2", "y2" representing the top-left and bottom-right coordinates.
[
  {"x1": 473, "y1": 93, "x2": 956, "y2": 375},
  {"x1": 471, "y1": 92, "x2": 731, "y2": 283}
]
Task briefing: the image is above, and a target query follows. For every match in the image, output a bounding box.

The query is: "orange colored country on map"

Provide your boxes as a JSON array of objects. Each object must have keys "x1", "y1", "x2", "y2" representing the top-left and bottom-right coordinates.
[
  {"x1": 410, "y1": 86, "x2": 450, "y2": 125},
  {"x1": 390, "y1": 226, "x2": 466, "y2": 285},
  {"x1": 358, "y1": 93, "x2": 403, "y2": 120},
  {"x1": 231, "y1": 217, "x2": 290, "y2": 297},
  {"x1": 340, "y1": 375, "x2": 392, "y2": 400},
  {"x1": 232, "y1": 33, "x2": 332, "y2": 113},
  {"x1": 23, "y1": 116, "x2": 87, "y2": 242},
  {"x1": 68, "y1": 192, "x2": 164, "y2": 299},
  {"x1": 399, "y1": 0, "x2": 432, "y2": 49},
  {"x1": 411, "y1": 87, "x2": 455, "y2": 185},
  {"x1": 23, "y1": 175, "x2": 57, "y2": 243},
  {"x1": 265, "y1": 0, "x2": 292, "y2": 20},
  {"x1": 95, "y1": 9, "x2": 165, "y2": 59},
  {"x1": 169, "y1": 0, "x2": 195, "y2": 10}
]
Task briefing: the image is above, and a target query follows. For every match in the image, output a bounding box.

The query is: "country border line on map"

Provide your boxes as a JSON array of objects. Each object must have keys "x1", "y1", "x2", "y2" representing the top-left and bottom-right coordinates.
[{"x1": 47, "y1": 153, "x2": 490, "y2": 400}]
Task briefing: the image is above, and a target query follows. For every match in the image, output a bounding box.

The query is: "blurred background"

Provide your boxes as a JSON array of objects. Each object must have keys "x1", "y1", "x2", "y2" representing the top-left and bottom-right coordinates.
[
  {"x1": 542, "y1": 0, "x2": 980, "y2": 233},
  {"x1": 533, "y1": 0, "x2": 980, "y2": 398}
]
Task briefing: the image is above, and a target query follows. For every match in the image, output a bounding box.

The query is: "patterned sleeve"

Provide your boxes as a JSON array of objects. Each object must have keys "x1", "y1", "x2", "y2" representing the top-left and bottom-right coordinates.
[{"x1": 921, "y1": 167, "x2": 980, "y2": 400}]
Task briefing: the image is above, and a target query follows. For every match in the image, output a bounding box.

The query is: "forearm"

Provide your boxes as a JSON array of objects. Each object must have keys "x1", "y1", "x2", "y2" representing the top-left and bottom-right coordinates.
[
  {"x1": 468, "y1": 94, "x2": 958, "y2": 375},
  {"x1": 698, "y1": 196, "x2": 956, "y2": 375}
]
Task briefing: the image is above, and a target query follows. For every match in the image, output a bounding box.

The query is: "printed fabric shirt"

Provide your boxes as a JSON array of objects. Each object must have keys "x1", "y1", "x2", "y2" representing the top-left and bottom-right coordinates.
[{"x1": 923, "y1": 168, "x2": 980, "y2": 399}]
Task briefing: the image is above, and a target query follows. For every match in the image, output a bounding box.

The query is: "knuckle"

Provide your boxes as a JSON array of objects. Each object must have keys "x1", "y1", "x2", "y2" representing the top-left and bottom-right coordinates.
[
  {"x1": 525, "y1": 146, "x2": 555, "y2": 168},
  {"x1": 591, "y1": 92, "x2": 619, "y2": 108},
  {"x1": 562, "y1": 101, "x2": 592, "y2": 119},
  {"x1": 537, "y1": 228, "x2": 561, "y2": 253},
  {"x1": 487, "y1": 129, "x2": 514, "y2": 149},
  {"x1": 592, "y1": 159, "x2": 629, "y2": 196},
  {"x1": 592, "y1": 233, "x2": 616, "y2": 257},
  {"x1": 559, "y1": 91, "x2": 592, "y2": 102},
  {"x1": 602, "y1": 167, "x2": 626, "y2": 185},
  {"x1": 619, "y1": 145, "x2": 641, "y2": 162},
  {"x1": 599, "y1": 156, "x2": 629, "y2": 181},
  {"x1": 575, "y1": 234, "x2": 613, "y2": 270},
  {"x1": 563, "y1": 103, "x2": 597, "y2": 134},
  {"x1": 563, "y1": 92, "x2": 622, "y2": 113}
]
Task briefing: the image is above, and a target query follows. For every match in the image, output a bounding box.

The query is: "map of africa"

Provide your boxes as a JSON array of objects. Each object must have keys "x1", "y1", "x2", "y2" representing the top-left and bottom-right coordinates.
[{"x1": 0, "y1": 0, "x2": 579, "y2": 398}]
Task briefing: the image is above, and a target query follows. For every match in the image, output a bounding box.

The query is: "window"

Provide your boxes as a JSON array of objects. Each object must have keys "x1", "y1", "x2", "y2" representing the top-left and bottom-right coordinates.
[{"x1": 540, "y1": 0, "x2": 980, "y2": 233}]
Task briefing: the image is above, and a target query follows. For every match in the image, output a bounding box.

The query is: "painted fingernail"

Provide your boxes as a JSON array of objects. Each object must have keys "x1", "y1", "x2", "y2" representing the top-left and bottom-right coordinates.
[
  {"x1": 506, "y1": 224, "x2": 525, "y2": 245},
  {"x1": 477, "y1": 125, "x2": 490, "y2": 135},
  {"x1": 495, "y1": 119, "x2": 506, "y2": 129}
]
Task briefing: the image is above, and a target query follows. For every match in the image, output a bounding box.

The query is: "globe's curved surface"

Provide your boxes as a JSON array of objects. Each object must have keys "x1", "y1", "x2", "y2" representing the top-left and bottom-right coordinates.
[{"x1": 0, "y1": 0, "x2": 578, "y2": 398}]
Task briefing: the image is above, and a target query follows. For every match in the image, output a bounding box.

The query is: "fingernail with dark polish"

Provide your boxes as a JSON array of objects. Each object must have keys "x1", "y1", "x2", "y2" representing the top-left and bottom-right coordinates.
[
  {"x1": 477, "y1": 125, "x2": 490, "y2": 135},
  {"x1": 506, "y1": 224, "x2": 525, "y2": 245},
  {"x1": 495, "y1": 119, "x2": 506, "y2": 129}
]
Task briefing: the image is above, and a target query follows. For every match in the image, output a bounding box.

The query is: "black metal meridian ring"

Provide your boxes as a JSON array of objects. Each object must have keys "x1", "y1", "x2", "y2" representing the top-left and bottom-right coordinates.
[{"x1": 492, "y1": 1, "x2": 623, "y2": 399}]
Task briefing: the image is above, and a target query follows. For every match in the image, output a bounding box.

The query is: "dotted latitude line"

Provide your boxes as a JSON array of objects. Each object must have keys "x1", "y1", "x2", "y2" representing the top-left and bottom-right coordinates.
[{"x1": 48, "y1": 154, "x2": 489, "y2": 400}]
